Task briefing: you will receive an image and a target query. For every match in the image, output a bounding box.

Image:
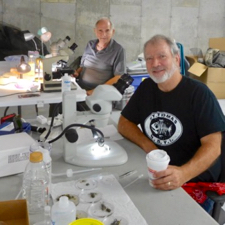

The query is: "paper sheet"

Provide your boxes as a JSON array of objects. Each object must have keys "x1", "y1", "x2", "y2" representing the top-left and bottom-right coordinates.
[{"x1": 51, "y1": 174, "x2": 148, "y2": 225}]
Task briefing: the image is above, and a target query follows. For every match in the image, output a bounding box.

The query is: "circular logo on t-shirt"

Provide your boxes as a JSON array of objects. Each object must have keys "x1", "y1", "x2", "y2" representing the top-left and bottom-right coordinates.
[{"x1": 144, "y1": 111, "x2": 183, "y2": 146}]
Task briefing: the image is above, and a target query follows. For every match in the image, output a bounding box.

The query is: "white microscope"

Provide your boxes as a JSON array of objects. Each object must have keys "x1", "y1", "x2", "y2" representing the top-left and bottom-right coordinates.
[
  {"x1": 60, "y1": 74, "x2": 134, "y2": 167},
  {"x1": 42, "y1": 36, "x2": 78, "y2": 92}
]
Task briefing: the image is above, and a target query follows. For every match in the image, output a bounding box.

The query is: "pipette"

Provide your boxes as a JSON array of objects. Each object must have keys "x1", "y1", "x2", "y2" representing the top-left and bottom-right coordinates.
[
  {"x1": 51, "y1": 168, "x2": 102, "y2": 177},
  {"x1": 123, "y1": 174, "x2": 144, "y2": 189}
]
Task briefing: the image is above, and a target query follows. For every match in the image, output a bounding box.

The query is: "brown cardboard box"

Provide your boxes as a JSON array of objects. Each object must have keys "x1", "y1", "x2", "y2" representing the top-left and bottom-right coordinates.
[
  {"x1": 0, "y1": 199, "x2": 29, "y2": 225},
  {"x1": 187, "y1": 38, "x2": 225, "y2": 99}
]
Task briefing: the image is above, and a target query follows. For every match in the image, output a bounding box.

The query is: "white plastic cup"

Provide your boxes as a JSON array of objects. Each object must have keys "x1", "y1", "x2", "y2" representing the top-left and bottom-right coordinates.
[{"x1": 146, "y1": 149, "x2": 170, "y2": 186}]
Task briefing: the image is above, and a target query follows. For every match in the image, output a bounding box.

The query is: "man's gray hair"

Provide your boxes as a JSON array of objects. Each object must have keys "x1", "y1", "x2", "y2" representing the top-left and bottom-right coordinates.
[
  {"x1": 95, "y1": 17, "x2": 114, "y2": 30},
  {"x1": 144, "y1": 34, "x2": 179, "y2": 57}
]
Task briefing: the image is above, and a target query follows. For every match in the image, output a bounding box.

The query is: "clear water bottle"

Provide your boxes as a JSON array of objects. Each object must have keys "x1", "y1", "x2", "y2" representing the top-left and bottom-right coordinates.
[
  {"x1": 37, "y1": 146, "x2": 52, "y2": 194},
  {"x1": 22, "y1": 151, "x2": 49, "y2": 214},
  {"x1": 33, "y1": 205, "x2": 51, "y2": 225},
  {"x1": 51, "y1": 196, "x2": 76, "y2": 225}
]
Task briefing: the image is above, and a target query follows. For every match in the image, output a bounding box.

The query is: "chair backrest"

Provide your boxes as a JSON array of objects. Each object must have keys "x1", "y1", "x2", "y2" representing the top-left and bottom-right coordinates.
[
  {"x1": 176, "y1": 42, "x2": 187, "y2": 76},
  {"x1": 219, "y1": 131, "x2": 225, "y2": 182}
]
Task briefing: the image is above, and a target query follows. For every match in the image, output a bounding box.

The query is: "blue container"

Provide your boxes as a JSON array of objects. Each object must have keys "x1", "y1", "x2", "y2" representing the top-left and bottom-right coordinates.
[
  {"x1": 0, "y1": 122, "x2": 31, "y2": 135},
  {"x1": 131, "y1": 74, "x2": 150, "y2": 91}
]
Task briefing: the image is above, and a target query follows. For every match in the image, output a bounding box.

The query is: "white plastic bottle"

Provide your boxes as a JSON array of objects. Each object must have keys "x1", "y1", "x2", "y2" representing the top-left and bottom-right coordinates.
[
  {"x1": 61, "y1": 73, "x2": 71, "y2": 93},
  {"x1": 22, "y1": 152, "x2": 49, "y2": 214},
  {"x1": 51, "y1": 196, "x2": 76, "y2": 225}
]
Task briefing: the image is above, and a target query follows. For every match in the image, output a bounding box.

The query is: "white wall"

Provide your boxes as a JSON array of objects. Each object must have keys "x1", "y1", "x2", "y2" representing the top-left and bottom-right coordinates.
[{"x1": 0, "y1": 0, "x2": 225, "y2": 62}]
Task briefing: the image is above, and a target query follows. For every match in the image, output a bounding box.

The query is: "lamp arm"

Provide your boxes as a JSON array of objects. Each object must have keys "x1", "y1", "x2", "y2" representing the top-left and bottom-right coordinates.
[
  {"x1": 47, "y1": 123, "x2": 104, "y2": 144},
  {"x1": 31, "y1": 38, "x2": 38, "y2": 51}
]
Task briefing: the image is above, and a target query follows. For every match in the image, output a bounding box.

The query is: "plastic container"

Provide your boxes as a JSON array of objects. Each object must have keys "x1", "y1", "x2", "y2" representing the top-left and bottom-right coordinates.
[
  {"x1": 69, "y1": 218, "x2": 104, "y2": 225},
  {"x1": 22, "y1": 152, "x2": 49, "y2": 214},
  {"x1": 61, "y1": 73, "x2": 71, "y2": 93},
  {"x1": 51, "y1": 196, "x2": 76, "y2": 225},
  {"x1": 130, "y1": 74, "x2": 149, "y2": 91}
]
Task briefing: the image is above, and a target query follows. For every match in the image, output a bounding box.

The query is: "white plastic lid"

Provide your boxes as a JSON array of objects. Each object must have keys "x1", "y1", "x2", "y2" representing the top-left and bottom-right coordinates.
[
  {"x1": 147, "y1": 149, "x2": 169, "y2": 162},
  {"x1": 59, "y1": 196, "x2": 69, "y2": 208}
]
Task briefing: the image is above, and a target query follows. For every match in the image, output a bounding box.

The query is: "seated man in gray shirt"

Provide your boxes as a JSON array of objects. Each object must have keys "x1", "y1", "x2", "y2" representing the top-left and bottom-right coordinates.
[
  {"x1": 49, "y1": 17, "x2": 126, "y2": 116},
  {"x1": 74, "y1": 17, "x2": 126, "y2": 96}
]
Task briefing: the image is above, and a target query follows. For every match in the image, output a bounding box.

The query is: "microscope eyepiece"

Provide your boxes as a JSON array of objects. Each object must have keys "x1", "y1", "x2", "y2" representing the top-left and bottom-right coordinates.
[{"x1": 113, "y1": 73, "x2": 134, "y2": 95}]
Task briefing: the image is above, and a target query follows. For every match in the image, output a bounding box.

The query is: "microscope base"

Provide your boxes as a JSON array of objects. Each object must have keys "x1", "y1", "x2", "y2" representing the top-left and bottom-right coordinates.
[{"x1": 65, "y1": 139, "x2": 128, "y2": 167}]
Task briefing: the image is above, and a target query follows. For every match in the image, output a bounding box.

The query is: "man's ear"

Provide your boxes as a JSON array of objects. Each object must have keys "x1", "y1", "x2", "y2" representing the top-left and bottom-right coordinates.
[
  {"x1": 112, "y1": 29, "x2": 115, "y2": 35},
  {"x1": 175, "y1": 54, "x2": 180, "y2": 67}
]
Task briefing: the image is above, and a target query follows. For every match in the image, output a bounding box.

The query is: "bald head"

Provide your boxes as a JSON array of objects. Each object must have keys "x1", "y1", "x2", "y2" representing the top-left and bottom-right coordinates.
[{"x1": 95, "y1": 17, "x2": 114, "y2": 30}]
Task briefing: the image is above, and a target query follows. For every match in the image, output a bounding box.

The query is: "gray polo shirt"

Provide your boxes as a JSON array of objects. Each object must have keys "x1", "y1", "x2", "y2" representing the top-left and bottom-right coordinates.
[{"x1": 78, "y1": 39, "x2": 126, "y2": 90}]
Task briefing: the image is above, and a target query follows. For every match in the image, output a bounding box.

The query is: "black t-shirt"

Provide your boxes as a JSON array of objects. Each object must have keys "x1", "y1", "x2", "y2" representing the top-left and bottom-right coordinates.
[{"x1": 122, "y1": 76, "x2": 225, "y2": 182}]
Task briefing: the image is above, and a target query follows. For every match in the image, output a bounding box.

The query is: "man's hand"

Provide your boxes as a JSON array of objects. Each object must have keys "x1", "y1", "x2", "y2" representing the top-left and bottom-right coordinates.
[
  {"x1": 73, "y1": 70, "x2": 80, "y2": 78},
  {"x1": 151, "y1": 165, "x2": 187, "y2": 190}
]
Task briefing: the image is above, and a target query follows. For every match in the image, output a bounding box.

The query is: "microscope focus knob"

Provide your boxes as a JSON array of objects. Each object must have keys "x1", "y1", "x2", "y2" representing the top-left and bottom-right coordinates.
[
  {"x1": 92, "y1": 104, "x2": 101, "y2": 112},
  {"x1": 44, "y1": 73, "x2": 51, "y2": 81}
]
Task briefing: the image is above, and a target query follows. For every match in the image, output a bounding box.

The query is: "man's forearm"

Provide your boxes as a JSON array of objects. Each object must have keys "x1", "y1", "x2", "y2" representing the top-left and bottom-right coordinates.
[
  {"x1": 105, "y1": 75, "x2": 121, "y2": 85},
  {"x1": 118, "y1": 115, "x2": 157, "y2": 153},
  {"x1": 181, "y1": 132, "x2": 222, "y2": 182}
]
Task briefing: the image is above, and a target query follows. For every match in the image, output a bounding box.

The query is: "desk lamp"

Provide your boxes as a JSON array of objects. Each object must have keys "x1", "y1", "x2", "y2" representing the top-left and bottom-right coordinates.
[{"x1": 24, "y1": 33, "x2": 38, "y2": 51}]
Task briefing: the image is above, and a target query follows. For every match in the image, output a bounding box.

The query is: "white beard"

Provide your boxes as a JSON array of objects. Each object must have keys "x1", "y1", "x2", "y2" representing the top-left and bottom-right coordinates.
[{"x1": 149, "y1": 62, "x2": 178, "y2": 84}]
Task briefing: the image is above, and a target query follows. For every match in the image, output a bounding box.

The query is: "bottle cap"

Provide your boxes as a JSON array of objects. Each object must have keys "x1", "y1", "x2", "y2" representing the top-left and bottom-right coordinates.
[
  {"x1": 30, "y1": 151, "x2": 43, "y2": 162},
  {"x1": 59, "y1": 196, "x2": 69, "y2": 208}
]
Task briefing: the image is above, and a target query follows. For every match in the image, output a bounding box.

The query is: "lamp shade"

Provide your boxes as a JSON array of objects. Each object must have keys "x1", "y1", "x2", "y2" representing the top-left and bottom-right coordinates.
[{"x1": 24, "y1": 33, "x2": 35, "y2": 41}]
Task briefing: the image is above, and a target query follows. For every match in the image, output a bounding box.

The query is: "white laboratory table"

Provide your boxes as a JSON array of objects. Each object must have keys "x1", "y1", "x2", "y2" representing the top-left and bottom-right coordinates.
[
  {"x1": 0, "y1": 80, "x2": 86, "y2": 115},
  {"x1": 0, "y1": 114, "x2": 219, "y2": 225}
]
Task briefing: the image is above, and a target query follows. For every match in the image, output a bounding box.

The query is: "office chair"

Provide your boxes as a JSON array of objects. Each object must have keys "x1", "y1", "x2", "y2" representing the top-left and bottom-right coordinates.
[{"x1": 206, "y1": 132, "x2": 225, "y2": 225}]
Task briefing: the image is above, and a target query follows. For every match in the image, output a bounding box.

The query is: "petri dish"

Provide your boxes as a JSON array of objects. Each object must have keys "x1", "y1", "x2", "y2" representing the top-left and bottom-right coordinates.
[
  {"x1": 79, "y1": 191, "x2": 102, "y2": 203},
  {"x1": 56, "y1": 194, "x2": 79, "y2": 206},
  {"x1": 88, "y1": 201, "x2": 114, "y2": 218},
  {"x1": 76, "y1": 178, "x2": 97, "y2": 190},
  {"x1": 103, "y1": 216, "x2": 129, "y2": 225},
  {"x1": 76, "y1": 210, "x2": 88, "y2": 220}
]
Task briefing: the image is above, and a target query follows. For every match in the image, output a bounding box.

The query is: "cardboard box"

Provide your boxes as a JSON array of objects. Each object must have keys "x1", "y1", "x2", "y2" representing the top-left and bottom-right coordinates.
[
  {"x1": 0, "y1": 199, "x2": 29, "y2": 225},
  {"x1": 188, "y1": 38, "x2": 225, "y2": 99},
  {"x1": 0, "y1": 132, "x2": 36, "y2": 177}
]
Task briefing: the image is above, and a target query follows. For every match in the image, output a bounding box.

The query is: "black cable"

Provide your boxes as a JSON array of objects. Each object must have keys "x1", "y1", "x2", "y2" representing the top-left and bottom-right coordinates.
[
  {"x1": 47, "y1": 123, "x2": 104, "y2": 144},
  {"x1": 44, "y1": 102, "x2": 62, "y2": 140},
  {"x1": 4, "y1": 107, "x2": 9, "y2": 116}
]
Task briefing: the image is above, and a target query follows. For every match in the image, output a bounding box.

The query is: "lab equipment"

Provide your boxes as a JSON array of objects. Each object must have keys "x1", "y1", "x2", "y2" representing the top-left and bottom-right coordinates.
[
  {"x1": 123, "y1": 174, "x2": 144, "y2": 189},
  {"x1": 42, "y1": 36, "x2": 78, "y2": 92},
  {"x1": 22, "y1": 152, "x2": 49, "y2": 214},
  {"x1": 51, "y1": 168, "x2": 102, "y2": 177},
  {"x1": 0, "y1": 132, "x2": 36, "y2": 177},
  {"x1": 51, "y1": 196, "x2": 76, "y2": 225},
  {"x1": 126, "y1": 53, "x2": 147, "y2": 74},
  {"x1": 60, "y1": 74, "x2": 133, "y2": 167}
]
